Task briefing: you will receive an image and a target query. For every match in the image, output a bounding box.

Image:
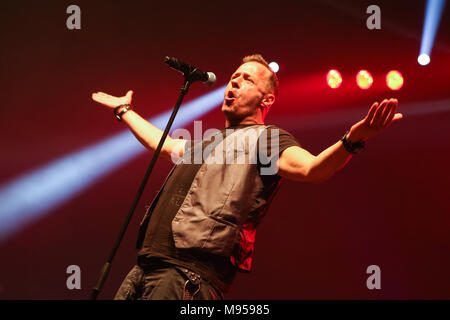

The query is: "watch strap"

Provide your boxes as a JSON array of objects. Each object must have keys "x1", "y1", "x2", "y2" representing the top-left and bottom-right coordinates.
[
  {"x1": 341, "y1": 131, "x2": 365, "y2": 154},
  {"x1": 114, "y1": 104, "x2": 132, "y2": 121}
]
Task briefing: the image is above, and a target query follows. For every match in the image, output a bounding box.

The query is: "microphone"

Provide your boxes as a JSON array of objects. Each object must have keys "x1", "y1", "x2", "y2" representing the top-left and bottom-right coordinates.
[{"x1": 165, "y1": 56, "x2": 216, "y2": 86}]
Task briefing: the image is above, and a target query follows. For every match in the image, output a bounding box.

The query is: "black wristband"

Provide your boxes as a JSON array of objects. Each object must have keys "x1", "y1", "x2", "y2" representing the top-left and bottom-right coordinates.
[
  {"x1": 341, "y1": 130, "x2": 365, "y2": 154},
  {"x1": 114, "y1": 104, "x2": 132, "y2": 121}
]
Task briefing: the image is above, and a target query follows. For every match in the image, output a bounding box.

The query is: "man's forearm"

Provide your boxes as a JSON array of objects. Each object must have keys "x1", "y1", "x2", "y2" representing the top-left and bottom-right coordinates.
[
  {"x1": 121, "y1": 110, "x2": 167, "y2": 152},
  {"x1": 91, "y1": 90, "x2": 183, "y2": 161},
  {"x1": 307, "y1": 123, "x2": 369, "y2": 182},
  {"x1": 308, "y1": 140, "x2": 353, "y2": 183},
  {"x1": 281, "y1": 98, "x2": 401, "y2": 184}
]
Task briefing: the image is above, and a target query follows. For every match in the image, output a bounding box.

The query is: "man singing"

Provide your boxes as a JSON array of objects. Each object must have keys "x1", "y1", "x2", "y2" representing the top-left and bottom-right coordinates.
[{"x1": 92, "y1": 54, "x2": 402, "y2": 300}]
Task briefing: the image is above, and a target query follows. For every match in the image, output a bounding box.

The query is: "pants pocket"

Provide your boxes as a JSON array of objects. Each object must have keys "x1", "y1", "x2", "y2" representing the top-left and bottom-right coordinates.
[{"x1": 113, "y1": 265, "x2": 144, "y2": 300}]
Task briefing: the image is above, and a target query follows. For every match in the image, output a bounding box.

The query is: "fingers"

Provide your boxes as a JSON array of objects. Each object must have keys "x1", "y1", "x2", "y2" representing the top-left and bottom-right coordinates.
[
  {"x1": 381, "y1": 99, "x2": 398, "y2": 126},
  {"x1": 91, "y1": 92, "x2": 102, "y2": 102},
  {"x1": 379, "y1": 100, "x2": 393, "y2": 124},
  {"x1": 365, "y1": 102, "x2": 378, "y2": 123},
  {"x1": 92, "y1": 91, "x2": 116, "y2": 103},
  {"x1": 91, "y1": 90, "x2": 134, "y2": 109},
  {"x1": 98, "y1": 92, "x2": 112, "y2": 99},
  {"x1": 92, "y1": 92, "x2": 106, "y2": 100},
  {"x1": 371, "y1": 99, "x2": 389, "y2": 127},
  {"x1": 91, "y1": 91, "x2": 115, "y2": 107},
  {"x1": 372, "y1": 98, "x2": 401, "y2": 128}
]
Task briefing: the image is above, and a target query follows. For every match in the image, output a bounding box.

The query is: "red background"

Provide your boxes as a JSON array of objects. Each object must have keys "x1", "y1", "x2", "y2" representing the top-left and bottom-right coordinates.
[{"x1": 1, "y1": 0, "x2": 449, "y2": 299}]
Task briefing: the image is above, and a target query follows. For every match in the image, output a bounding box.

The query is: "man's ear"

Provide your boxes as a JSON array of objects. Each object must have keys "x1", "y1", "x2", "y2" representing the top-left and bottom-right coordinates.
[
  {"x1": 261, "y1": 93, "x2": 275, "y2": 110},
  {"x1": 259, "y1": 93, "x2": 275, "y2": 119}
]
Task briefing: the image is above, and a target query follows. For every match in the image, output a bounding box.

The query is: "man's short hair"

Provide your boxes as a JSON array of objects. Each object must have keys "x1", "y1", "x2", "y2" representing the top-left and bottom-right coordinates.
[{"x1": 241, "y1": 54, "x2": 279, "y2": 97}]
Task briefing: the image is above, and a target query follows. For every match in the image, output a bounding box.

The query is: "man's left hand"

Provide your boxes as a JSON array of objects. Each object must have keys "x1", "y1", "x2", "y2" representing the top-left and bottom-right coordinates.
[{"x1": 347, "y1": 98, "x2": 403, "y2": 142}]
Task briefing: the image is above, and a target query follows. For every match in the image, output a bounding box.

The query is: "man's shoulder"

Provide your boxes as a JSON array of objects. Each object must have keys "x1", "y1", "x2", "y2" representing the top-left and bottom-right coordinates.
[
  {"x1": 262, "y1": 125, "x2": 295, "y2": 136},
  {"x1": 260, "y1": 125, "x2": 301, "y2": 148}
]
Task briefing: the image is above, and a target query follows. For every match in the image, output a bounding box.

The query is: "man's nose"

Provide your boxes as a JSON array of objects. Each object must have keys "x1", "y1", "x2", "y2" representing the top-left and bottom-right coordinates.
[{"x1": 231, "y1": 79, "x2": 240, "y2": 89}]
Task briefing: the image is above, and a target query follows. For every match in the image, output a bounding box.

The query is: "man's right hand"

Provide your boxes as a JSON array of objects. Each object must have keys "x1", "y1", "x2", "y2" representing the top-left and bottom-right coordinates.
[
  {"x1": 92, "y1": 90, "x2": 133, "y2": 109},
  {"x1": 91, "y1": 89, "x2": 186, "y2": 162}
]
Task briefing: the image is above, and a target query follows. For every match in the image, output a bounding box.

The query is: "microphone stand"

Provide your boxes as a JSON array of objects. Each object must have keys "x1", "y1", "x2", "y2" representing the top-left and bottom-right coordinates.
[{"x1": 90, "y1": 76, "x2": 193, "y2": 300}]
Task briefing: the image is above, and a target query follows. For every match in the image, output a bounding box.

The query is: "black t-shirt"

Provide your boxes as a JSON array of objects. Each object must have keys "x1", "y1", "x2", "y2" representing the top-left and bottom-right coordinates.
[{"x1": 137, "y1": 124, "x2": 301, "y2": 291}]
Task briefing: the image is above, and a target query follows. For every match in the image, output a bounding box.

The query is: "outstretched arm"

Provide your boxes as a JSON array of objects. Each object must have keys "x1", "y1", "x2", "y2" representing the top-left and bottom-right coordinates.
[
  {"x1": 92, "y1": 90, "x2": 186, "y2": 162},
  {"x1": 277, "y1": 98, "x2": 403, "y2": 183}
]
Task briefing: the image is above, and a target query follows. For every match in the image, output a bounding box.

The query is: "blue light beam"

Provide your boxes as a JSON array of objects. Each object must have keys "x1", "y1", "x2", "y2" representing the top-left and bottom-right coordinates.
[
  {"x1": 419, "y1": 0, "x2": 447, "y2": 63},
  {"x1": 0, "y1": 86, "x2": 226, "y2": 242}
]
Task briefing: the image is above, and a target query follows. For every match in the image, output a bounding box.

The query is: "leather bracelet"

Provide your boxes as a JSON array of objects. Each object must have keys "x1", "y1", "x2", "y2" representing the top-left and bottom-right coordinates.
[
  {"x1": 341, "y1": 130, "x2": 365, "y2": 154},
  {"x1": 114, "y1": 104, "x2": 132, "y2": 121}
]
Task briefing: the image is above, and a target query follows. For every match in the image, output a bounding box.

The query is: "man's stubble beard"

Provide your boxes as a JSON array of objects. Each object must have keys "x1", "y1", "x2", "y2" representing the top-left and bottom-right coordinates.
[
  {"x1": 222, "y1": 97, "x2": 263, "y2": 124},
  {"x1": 222, "y1": 105, "x2": 244, "y2": 123}
]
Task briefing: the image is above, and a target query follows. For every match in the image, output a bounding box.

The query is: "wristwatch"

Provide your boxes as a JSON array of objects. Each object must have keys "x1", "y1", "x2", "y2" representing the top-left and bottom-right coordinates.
[
  {"x1": 341, "y1": 130, "x2": 365, "y2": 154},
  {"x1": 114, "y1": 104, "x2": 132, "y2": 121}
]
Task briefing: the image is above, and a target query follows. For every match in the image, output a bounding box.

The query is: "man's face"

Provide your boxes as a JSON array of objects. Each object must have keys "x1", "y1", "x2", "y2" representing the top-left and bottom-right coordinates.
[{"x1": 222, "y1": 62, "x2": 272, "y2": 122}]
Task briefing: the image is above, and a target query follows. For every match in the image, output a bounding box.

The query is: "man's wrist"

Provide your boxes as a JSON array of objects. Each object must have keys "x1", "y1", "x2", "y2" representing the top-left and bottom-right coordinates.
[
  {"x1": 341, "y1": 130, "x2": 365, "y2": 154},
  {"x1": 346, "y1": 126, "x2": 366, "y2": 143},
  {"x1": 114, "y1": 104, "x2": 132, "y2": 121}
]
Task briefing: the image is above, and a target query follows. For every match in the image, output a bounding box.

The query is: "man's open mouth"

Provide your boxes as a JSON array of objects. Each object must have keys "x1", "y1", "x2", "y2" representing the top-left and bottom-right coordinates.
[{"x1": 225, "y1": 91, "x2": 236, "y2": 106}]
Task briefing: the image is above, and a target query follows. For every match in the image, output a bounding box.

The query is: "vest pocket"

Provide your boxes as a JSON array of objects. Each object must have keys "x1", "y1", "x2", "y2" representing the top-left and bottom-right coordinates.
[
  {"x1": 172, "y1": 214, "x2": 239, "y2": 257},
  {"x1": 202, "y1": 216, "x2": 239, "y2": 255}
]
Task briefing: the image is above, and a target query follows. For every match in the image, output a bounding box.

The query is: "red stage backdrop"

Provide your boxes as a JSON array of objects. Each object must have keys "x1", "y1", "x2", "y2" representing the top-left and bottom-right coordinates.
[{"x1": 1, "y1": 0, "x2": 449, "y2": 299}]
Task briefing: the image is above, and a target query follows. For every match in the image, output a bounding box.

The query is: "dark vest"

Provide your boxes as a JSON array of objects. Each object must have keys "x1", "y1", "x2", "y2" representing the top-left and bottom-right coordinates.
[{"x1": 137, "y1": 125, "x2": 282, "y2": 272}]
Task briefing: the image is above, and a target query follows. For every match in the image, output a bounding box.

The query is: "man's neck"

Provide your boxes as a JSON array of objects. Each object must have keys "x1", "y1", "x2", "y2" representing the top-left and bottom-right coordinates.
[{"x1": 225, "y1": 117, "x2": 264, "y2": 128}]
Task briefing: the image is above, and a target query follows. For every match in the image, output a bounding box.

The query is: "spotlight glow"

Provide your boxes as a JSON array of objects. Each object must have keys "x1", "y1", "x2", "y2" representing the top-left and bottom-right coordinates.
[
  {"x1": 386, "y1": 70, "x2": 404, "y2": 90},
  {"x1": 0, "y1": 85, "x2": 226, "y2": 241},
  {"x1": 419, "y1": 0, "x2": 446, "y2": 65},
  {"x1": 269, "y1": 62, "x2": 279, "y2": 73},
  {"x1": 418, "y1": 53, "x2": 431, "y2": 66},
  {"x1": 326, "y1": 69, "x2": 342, "y2": 89},
  {"x1": 356, "y1": 70, "x2": 373, "y2": 89}
]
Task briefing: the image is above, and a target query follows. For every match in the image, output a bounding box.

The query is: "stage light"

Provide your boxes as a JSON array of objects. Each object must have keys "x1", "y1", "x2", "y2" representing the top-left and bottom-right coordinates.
[
  {"x1": 418, "y1": 53, "x2": 431, "y2": 66},
  {"x1": 326, "y1": 69, "x2": 342, "y2": 89},
  {"x1": 356, "y1": 70, "x2": 373, "y2": 89},
  {"x1": 0, "y1": 85, "x2": 227, "y2": 242},
  {"x1": 386, "y1": 70, "x2": 404, "y2": 90},
  {"x1": 419, "y1": 0, "x2": 446, "y2": 66},
  {"x1": 269, "y1": 62, "x2": 279, "y2": 73}
]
